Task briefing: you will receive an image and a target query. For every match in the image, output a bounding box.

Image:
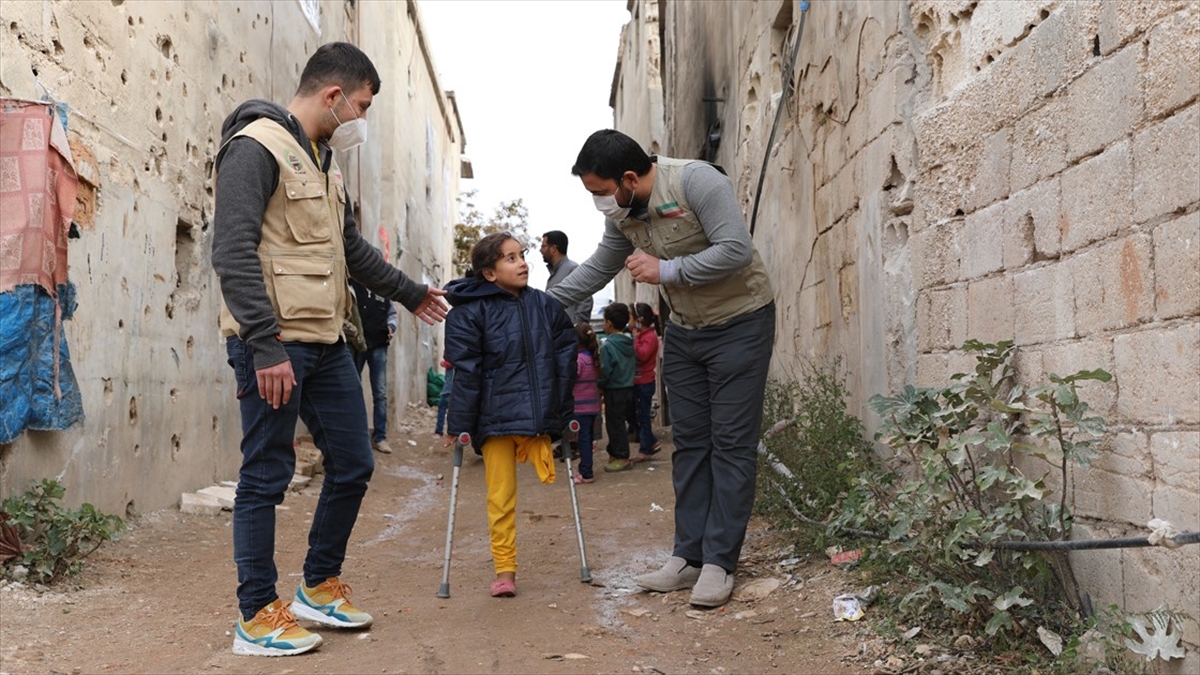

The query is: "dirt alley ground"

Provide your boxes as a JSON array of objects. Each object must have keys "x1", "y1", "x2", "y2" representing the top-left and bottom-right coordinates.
[{"x1": 0, "y1": 405, "x2": 879, "y2": 675}]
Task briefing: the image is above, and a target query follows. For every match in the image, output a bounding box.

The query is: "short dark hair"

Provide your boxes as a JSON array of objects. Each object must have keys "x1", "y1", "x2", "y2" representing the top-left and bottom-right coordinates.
[
  {"x1": 470, "y1": 232, "x2": 517, "y2": 280},
  {"x1": 542, "y1": 230, "x2": 568, "y2": 256},
  {"x1": 297, "y1": 42, "x2": 381, "y2": 97},
  {"x1": 571, "y1": 129, "x2": 652, "y2": 180},
  {"x1": 603, "y1": 302, "x2": 630, "y2": 331}
]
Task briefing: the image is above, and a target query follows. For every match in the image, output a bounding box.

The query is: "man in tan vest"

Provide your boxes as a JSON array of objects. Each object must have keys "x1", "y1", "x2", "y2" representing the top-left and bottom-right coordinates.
[
  {"x1": 548, "y1": 129, "x2": 776, "y2": 609},
  {"x1": 212, "y1": 42, "x2": 447, "y2": 657}
]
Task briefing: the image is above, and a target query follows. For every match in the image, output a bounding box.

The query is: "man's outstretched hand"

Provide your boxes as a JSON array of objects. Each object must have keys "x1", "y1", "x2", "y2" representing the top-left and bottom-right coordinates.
[{"x1": 412, "y1": 287, "x2": 449, "y2": 325}]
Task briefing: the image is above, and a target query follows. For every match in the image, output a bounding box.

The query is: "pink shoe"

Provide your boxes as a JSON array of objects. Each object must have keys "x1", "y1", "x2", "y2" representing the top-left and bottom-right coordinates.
[{"x1": 489, "y1": 580, "x2": 516, "y2": 598}]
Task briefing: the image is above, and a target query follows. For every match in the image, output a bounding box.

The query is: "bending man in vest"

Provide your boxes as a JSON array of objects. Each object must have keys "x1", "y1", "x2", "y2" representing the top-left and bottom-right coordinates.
[
  {"x1": 212, "y1": 42, "x2": 448, "y2": 657},
  {"x1": 548, "y1": 129, "x2": 776, "y2": 609}
]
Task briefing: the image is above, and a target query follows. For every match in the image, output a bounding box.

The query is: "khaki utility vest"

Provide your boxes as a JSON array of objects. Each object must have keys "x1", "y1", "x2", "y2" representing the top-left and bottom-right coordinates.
[
  {"x1": 617, "y1": 157, "x2": 774, "y2": 329},
  {"x1": 218, "y1": 118, "x2": 351, "y2": 343}
]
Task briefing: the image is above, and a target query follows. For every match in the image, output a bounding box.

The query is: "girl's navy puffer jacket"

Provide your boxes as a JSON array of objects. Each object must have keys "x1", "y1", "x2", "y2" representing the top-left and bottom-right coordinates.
[{"x1": 443, "y1": 277, "x2": 576, "y2": 450}]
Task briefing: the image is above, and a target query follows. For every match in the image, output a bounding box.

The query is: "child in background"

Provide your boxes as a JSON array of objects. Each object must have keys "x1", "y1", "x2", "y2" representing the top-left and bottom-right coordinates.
[
  {"x1": 443, "y1": 233, "x2": 576, "y2": 598},
  {"x1": 572, "y1": 321, "x2": 602, "y2": 484},
  {"x1": 598, "y1": 303, "x2": 635, "y2": 472},
  {"x1": 631, "y1": 302, "x2": 662, "y2": 462}
]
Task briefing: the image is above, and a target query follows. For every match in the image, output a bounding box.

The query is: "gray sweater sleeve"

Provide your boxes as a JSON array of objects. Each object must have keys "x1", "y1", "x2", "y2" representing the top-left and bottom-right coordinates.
[
  {"x1": 343, "y1": 206, "x2": 428, "y2": 312},
  {"x1": 545, "y1": 216, "x2": 634, "y2": 307},
  {"x1": 211, "y1": 137, "x2": 289, "y2": 369},
  {"x1": 658, "y1": 162, "x2": 754, "y2": 286}
]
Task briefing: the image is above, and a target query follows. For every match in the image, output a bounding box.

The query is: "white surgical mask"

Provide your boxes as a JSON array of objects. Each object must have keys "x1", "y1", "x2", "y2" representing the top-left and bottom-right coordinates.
[
  {"x1": 328, "y1": 92, "x2": 367, "y2": 151},
  {"x1": 593, "y1": 193, "x2": 630, "y2": 221}
]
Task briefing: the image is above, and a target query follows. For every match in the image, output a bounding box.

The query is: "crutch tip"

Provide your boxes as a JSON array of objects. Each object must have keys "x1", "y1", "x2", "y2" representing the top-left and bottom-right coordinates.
[
  {"x1": 436, "y1": 583, "x2": 451, "y2": 598},
  {"x1": 580, "y1": 568, "x2": 592, "y2": 584}
]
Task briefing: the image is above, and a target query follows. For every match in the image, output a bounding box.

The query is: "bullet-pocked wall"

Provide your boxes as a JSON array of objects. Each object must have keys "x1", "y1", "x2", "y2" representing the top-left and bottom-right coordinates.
[
  {"x1": 613, "y1": 0, "x2": 1198, "y2": 665},
  {"x1": 0, "y1": 0, "x2": 462, "y2": 515}
]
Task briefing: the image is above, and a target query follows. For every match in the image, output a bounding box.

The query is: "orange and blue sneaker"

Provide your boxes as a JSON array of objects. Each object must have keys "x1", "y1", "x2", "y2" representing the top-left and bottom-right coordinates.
[
  {"x1": 232, "y1": 599, "x2": 323, "y2": 657},
  {"x1": 292, "y1": 577, "x2": 374, "y2": 628}
]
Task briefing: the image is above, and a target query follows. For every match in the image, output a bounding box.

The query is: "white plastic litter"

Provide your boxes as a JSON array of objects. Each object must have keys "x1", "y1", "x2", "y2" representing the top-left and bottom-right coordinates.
[
  {"x1": 650, "y1": 503, "x2": 664, "y2": 512},
  {"x1": 832, "y1": 594, "x2": 864, "y2": 621},
  {"x1": 1147, "y1": 518, "x2": 1182, "y2": 549}
]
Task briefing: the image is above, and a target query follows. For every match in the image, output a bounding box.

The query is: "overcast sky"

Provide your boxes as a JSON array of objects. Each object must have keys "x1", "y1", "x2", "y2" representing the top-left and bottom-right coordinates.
[{"x1": 417, "y1": 0, "x2": 629, "y2": 306}]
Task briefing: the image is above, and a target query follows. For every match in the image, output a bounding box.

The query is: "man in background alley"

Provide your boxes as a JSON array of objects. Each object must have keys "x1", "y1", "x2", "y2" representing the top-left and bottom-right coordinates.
[
  {"x1": 542, "y1": 230, "x2": 593, "y2": 325},
  {"x1": 351, "y1": 264, "x2": 398, "y2": 455},
  {"x1": 212, "y1": 42, "x2": 447, "y2": 657}
]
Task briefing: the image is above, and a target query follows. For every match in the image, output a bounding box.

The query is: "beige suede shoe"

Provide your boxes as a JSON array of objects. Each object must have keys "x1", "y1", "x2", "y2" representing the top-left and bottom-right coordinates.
[
  {"x1": 688, "y1": 564, "x2": 734, "y2": 607},
  {"x1": 635, "y1": 556, "x2": 702, "y2": 592}
]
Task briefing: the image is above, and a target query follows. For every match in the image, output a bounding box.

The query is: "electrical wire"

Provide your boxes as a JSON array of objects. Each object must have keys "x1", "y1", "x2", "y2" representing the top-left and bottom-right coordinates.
[{"x1": 748, "y1": 0, "x2": 810, "y2": 237}]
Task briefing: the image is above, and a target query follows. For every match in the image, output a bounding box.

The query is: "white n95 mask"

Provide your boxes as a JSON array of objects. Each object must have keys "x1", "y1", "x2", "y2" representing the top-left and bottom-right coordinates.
[
  {"x1": 328, "y1": 117, "x2": 367, "y2": 151},
  {"x1": 593, "y1": 194, "x2": 630, "y2": 221}
]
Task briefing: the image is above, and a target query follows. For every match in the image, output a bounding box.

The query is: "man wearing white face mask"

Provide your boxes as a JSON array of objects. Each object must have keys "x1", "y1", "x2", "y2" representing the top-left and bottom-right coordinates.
[
  {"x1": 212, "y1": 42, "x2": 449, "y2": 657},
  {"x1": 547, "y1": 129, "x2": 775, "y2": 610}
]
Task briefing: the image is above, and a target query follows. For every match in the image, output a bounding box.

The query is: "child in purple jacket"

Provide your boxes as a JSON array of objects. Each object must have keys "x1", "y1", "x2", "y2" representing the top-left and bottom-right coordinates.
[{"x1": 571, "y1": 322, "x2": 602, "y2": 484}]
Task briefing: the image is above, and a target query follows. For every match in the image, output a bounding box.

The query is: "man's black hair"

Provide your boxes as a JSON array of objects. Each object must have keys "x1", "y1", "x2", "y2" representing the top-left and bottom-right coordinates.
[
  {"x1": 571, "y1": 129, "x2": 652, "y2": 180},
  {"x1": 603, "y1": 302, "x2": 630, "y2": 331},
  {"x1": 297, "y1": 42, "x2": 381, "y2": 97},
  {"x1": 542, "y1": 230, "x2": 569, "y2": 256}
]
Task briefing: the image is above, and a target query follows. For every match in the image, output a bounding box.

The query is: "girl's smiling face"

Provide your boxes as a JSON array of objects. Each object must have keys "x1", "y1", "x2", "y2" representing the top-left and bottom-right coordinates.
[{"x1": 482, "y1": 237, "x2": 529, "y2": 295}]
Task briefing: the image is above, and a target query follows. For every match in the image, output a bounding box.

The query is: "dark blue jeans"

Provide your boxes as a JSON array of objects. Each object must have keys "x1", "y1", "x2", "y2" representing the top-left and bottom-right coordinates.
[
  {"x1": 664, "y1": 302, "x2": 775, "y2": 573},
  {"x1": 352, "y1": 345, "x2": 389, "y2": 443},
  {"x1": 226, "y1": 337, "x2": 374, "y2": 620},
  {"x1": 572, "y1": 413, "x2": 596, "y2": 479},
  {"x1": 634, "y1": 381, "x2": 658, "y2": 452},
  {"x1": 435, "y1": 368, "x2": 455, "y2": 434}
]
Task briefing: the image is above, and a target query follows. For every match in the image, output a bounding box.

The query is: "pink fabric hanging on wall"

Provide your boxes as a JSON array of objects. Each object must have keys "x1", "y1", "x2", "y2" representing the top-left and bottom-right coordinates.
[{"x1": 0, "y1": 99, "x2": 78, "y2": 295}]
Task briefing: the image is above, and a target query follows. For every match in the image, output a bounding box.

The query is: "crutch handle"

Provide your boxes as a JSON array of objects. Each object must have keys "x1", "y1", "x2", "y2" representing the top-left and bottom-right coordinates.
[{"x1": 452, "y1": 433, "x2": 470, "y2": 467}]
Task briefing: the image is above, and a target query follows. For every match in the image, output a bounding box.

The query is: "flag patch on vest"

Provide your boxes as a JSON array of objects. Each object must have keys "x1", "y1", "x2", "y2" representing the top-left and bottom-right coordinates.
[
  {"x1": 655, "y1": 201, "x2": 684, "y2": 218},
  {"x1": 286, "y1": 151, "x2": 305, "y2": 174}
]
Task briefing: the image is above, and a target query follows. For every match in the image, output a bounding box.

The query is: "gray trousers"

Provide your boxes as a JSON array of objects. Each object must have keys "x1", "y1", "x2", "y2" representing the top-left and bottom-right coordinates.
[{"x1": 663, "y1": 302, "x2": 775, "y2": 572}]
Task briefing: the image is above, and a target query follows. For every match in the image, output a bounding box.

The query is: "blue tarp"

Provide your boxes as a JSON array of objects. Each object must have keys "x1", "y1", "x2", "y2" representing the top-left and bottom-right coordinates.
[{"x1": 0, "y1": 283, "x2": 84, "y2": 443}]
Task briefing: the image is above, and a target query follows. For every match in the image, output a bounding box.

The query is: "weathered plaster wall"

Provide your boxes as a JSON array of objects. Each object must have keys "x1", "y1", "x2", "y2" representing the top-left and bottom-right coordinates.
[
  {"x1": 0, "y1": 0, "x2": 462, "y2": 515},
  {"x1": 613, "y1": 0, "x2": 1198, "y2": 663}
]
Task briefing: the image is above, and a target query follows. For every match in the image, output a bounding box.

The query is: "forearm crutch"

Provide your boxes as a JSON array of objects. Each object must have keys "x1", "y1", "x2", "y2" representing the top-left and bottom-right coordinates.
[
  {"x1": 561, "y1": 420, "x2": 592, "y2": 583},
  {"x1": 436, "y1": 432, "x2": 471, "y2": 598}
]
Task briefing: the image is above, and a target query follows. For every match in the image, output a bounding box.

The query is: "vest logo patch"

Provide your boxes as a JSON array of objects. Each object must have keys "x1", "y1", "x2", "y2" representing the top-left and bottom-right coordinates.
[
  {"x1": 332, "y1": 166, "x2": 343, "y2": 182},
  {"x1": 286, "y1": 151, "x2": 305, "y2": 174},
  {"x1": 655, "y1": 201, "x2": 684, "y2": 218}
]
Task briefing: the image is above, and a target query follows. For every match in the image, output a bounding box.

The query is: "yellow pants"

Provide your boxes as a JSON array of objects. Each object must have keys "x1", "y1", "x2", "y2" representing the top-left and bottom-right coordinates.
[{"x1": 481, "y1": 434, "x2": 555, "y2": 574}]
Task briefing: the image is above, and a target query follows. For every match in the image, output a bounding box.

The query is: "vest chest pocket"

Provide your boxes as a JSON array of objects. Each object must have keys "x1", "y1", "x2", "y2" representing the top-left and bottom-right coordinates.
[
  {"x1": 283, "y1": 180, "x2": 333, "y2": 243},
  {"x1": 268, "y1": 256, "x2": 336, "y2": 320},
  {"x1": 656, "y1": 218, "x2": 708, "y2": 256},
  {"x1": 619, "y1": 219, "x2": 653, "y2": 252}
]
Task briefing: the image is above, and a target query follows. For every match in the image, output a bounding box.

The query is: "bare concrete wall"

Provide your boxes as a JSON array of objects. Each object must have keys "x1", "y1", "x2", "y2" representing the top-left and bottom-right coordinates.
[
  {"x1": 0, "y1": 0, "x2": 462, "y2": 515},
  {"x1": 613, "y1": 0, "x2": 1198, "y2": 663}
]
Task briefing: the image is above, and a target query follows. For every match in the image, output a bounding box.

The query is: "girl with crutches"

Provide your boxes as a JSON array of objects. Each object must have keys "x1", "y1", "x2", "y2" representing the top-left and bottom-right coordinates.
[{"x1": 442, "y1": 233, "x2": 576, "y2": 598}]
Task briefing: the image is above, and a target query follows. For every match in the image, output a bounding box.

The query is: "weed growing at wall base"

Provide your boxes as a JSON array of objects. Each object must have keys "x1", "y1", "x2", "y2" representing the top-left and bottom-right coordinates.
[
  {"x1": 755, "y1": 359, "x2": 876, "y2": 548},
  {"x1": 831, "y1": 340, "x2": 1115, "y2": 656},
  {"x1": 0, "y1": 479, "x2": 124, "y2": 585}
]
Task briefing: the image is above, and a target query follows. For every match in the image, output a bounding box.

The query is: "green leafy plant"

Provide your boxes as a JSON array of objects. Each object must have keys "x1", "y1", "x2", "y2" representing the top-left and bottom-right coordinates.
[
  {"x1": 0, "y1": 479, "x2": 124, "y2": 584},
  {"x1": 831, "y1": 340, "x2": 1111, "y2": 647},
  {"x1": 755, "y1": 359, "x2": 876, "y2": 545}
]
